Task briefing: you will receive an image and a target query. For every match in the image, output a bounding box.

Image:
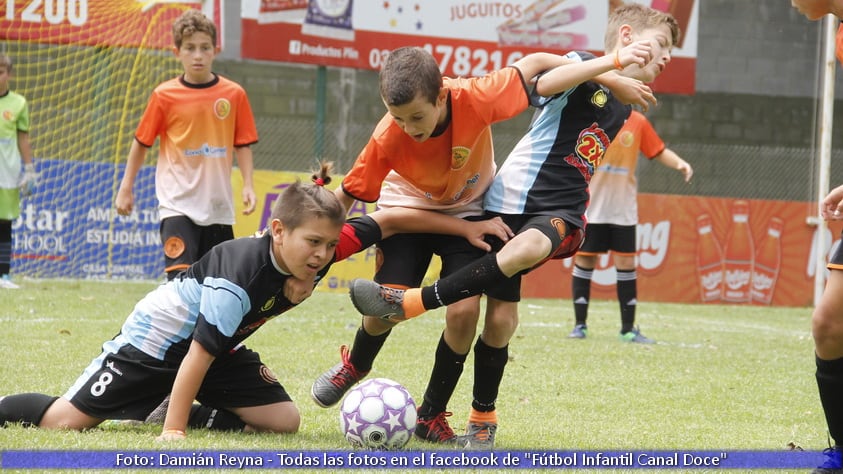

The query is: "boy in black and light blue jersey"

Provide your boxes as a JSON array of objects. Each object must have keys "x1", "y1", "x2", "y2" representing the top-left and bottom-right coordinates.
[
  {"x1": 347, "y1": 4, "x2": 680, "y2": 449},
  {"x1": 0, "y1": 163, "x2": 511, "y2": 441}
]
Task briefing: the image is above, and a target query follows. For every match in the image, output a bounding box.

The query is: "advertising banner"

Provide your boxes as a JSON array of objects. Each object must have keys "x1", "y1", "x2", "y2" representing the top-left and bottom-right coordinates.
[
  {"x1": 13, "y1": 163, "x2": 832, "y2": 307},
  {"x1": 1, "y1": 0, "x2": 217, "y2": 49},
  {"x1": 11, "y1": 159, "x2": 162, "y2": 279},
  {"x1": 241, "y1": 0, "x2": 697, "y2": 94},
  {"x1": 523, "y1": 194, "x2": 835, "y2": 307}
]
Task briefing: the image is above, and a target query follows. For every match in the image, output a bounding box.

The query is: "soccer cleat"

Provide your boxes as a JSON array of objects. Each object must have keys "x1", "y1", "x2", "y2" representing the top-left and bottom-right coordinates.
[
  {"x1": 311, "y1": 345, "x2": 369, "y2": 408},
  {"x1": 620, "y1": 327, "x2": 655, "y2": 344},
  {"x1": 0, "y1": 275, "x2": 19, "y2": 289},
  {"x1": 568, "y1": 324, "x2": 588, "y2": 339},
  {"x1": 414, "y1": 411, "x2": 459, "y2": 444},
  {"x1": 144, "y1": 394, "x2": 171, "y2": 424},
  {"x1": 813, "y1": 446, "x2": 843, "y2": 474},
  {"x1": 349, "y1": 279, "x2": 406, "y2": 319},
  {"x1": 457, "y1": 421, "x2": 497, "y2": 450}
]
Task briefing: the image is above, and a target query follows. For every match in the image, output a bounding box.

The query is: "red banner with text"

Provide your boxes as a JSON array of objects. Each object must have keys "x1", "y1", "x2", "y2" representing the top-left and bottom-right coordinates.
[
  {"x1": 241, "y1": 0, "x2": 697, "y2": 95},
  {"x1": 523, "y1": 194, "x2": 836, "y2": 307},
  {"x1": 0, "y1": 0, "x2": 217, "y2": 49}
]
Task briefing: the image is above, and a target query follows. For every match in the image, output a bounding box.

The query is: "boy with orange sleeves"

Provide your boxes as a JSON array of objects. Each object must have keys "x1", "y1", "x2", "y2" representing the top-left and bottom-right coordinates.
[{"x1": 115, "y1": 9, "x2": 257, "y2": 280}]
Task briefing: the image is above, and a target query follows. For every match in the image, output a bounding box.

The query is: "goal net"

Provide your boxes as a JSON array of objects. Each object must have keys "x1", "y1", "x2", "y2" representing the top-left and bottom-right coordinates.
[{"x1": 3, "y1": 1, "x2": 207, "y2": 280}]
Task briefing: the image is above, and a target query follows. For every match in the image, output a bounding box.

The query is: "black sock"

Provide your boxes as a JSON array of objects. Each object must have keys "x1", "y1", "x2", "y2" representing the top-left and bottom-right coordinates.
[
  {"x1": 0, "y1": 220, "x2": 11, "y2": 276},
  {"x1": 617, "y1": 269, "x2": 637, "y2": 333},
  {"x1": 420, "y1": 253, "x2": 505, "y2": 310},
  {"x1": 0, "y1": 393, "x2": 58, "y2": 427},
  {"x1": 471, "y1": 337, "x2": 508, "y2": 413},
  {"x1": 188, "y1": 405, "x2": 246, "y2": 431},
  {"x1": 419, "y1": 333, "x2": 467, "y2": 418},
  {"x1": 349, "y1": 325, "x2": 391, "y2": 372},
  {"x1": 817, "y1": 355, "x2": 843, "y2": 446},
  {"x1": 571, "y1": 265, "x2": 592, "y2": 325}
]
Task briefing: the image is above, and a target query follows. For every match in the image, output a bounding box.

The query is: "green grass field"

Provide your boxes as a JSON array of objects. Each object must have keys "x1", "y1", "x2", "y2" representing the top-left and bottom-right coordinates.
[{"x1": 0, "y1": 279, "x2": 829, "y2": 473}]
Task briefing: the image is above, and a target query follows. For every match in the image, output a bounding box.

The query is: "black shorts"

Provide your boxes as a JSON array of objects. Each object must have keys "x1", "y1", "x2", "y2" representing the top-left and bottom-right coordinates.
[
  {"x1": 374, "y1": 218, "x2": 488, "y2": 287},
  {"x1": 160, "y1": 216, "x2": 234, "y2": 277},
  {"x1": 483, "y1": 213, "x2": 583, "y2": 303},
  {"x1": 63, "y1": 341, "x2": 290, "y2": 420},
  {"x1": 830, "y1": 234, "x2": 843, "y2": 270},
  {"x1": 579, "y1": 223, "x2": 636, "y2": 255}
]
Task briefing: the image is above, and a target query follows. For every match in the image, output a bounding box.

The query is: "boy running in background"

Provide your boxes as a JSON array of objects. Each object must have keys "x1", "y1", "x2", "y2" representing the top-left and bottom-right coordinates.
[
  {"x1": 568, "y1": 110, "x2": 692, "y2": 343},
  {"x1": 0, "y1": 54, "x2": 36, "y2": 289},
  {"x1": 348, "y1": 4, "x2": 679, "y2": 448},
  {"x1": 115, "y1": 9, "x2": 257, "y2": 280}
]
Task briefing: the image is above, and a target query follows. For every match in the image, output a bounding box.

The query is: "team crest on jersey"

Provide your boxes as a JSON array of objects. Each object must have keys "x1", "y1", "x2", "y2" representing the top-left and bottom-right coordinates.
[
  {"x1": 261, "y1": 296, "x2": 276, "y2": 312},
  {"x1": 214, "y1": 98, "x2": 231, "y2": 119},
  {"x1": 2, "y1": 110, "x2": 12, "y2": 121},
  {"x1": 590, "y1": 89, "x2": 608, "y2": 108},
  {"x1": 451, "y1": 147, "x2": 470, "y2": 169},
  {"x1": 619, "y1": 130, "x2": 635, "y2": 147}
]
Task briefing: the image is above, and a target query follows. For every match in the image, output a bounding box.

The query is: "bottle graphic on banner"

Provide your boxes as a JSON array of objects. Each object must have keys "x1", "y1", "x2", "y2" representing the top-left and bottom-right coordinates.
[
  {"x1": 696, "y1": 214, "x2": 724, "y2": 302},
  {"x1": 722, "y1": 200, "x2": 754, "y2": 302},
  {"x1": 751, "y1": 217, "x2": 783, "y2": 304}
]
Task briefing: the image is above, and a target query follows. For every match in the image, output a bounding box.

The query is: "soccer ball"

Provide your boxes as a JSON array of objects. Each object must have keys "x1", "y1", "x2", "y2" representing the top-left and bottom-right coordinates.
[{"x1": 339, "y1": 377, "x2": 417, "y2": 450}]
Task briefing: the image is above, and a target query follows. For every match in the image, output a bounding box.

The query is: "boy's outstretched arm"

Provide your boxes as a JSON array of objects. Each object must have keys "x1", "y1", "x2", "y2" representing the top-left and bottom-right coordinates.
[
  {"x1": 534, "y1": 40, "x2": 653, "y2": 98},
  {"x1": 370, "y1": 208, "x2": 514, "y2": 251}
]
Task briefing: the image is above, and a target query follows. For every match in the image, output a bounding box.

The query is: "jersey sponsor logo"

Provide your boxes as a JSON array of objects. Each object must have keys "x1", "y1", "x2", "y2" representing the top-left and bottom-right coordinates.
[
  {"x1": 163, "y1": 236, "x2": 185, "y2": 259},
  {"x1": 575, "y1": 122, "x2": 611, "y2": 167},
  {"x1": 451, "y1": 146, "x2": 470, "y2": 169},
  {"x1": 1, "y1": 109, "x2": 13, "y2": 121},
  {"x1": 214, "y1": 98, "x2": 231, "y2": 119},
  {"x1": 184, "y1": 143, "x2": 227, "y2": 158},
  {"x1": 590, "y1": 89, "x2": 608, "y2": 108}
]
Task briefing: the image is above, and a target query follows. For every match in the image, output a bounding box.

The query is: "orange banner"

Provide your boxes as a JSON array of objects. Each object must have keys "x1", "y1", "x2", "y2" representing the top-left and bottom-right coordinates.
[{"x1": 523, "y1": 194, "x2": 837, "y2": 307}]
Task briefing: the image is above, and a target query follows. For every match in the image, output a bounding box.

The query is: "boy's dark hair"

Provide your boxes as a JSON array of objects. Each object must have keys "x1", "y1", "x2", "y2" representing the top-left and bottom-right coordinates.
[
  {"x1": 378, "y1": 47, "x2": 443, "y2": 107},
  {"x1": 172, "y1": 9, "x2": 217, "y2": 49},
  {"x1": 271, "y1": 162, "x2": 345, "y2": 230},
  {"x1": 605, "y1": 3, "x2": 680, "y2": 50}
]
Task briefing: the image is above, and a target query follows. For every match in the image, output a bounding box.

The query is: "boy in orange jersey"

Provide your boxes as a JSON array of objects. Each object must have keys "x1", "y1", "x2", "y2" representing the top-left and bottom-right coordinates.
[
  {"x1": 310, "y1": 45, "x2": 656, "y2": 445},
  {"x1": 791, "y1": 1, "x2": 843, "y2": 472},
  {"x1": 116, "y1": 9, "x2": 257, "y2": 280},
  {"x1": 568, "y1": 110, "x2": 692, "y2": 344}
]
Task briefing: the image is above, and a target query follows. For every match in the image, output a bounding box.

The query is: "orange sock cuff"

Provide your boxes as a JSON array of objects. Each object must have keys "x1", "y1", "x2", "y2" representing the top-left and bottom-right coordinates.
[
  {"x1": 468, "y1": 407, "x2": 497, "y2": 424},
  {"x1": 402, "y1": 288, "x2": 425, "y2": 318}
]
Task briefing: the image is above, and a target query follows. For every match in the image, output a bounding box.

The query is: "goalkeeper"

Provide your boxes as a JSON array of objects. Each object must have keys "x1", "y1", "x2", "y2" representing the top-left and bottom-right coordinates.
[{"x1": 0, "y1": 53, "x2": 36, "y2": 290}]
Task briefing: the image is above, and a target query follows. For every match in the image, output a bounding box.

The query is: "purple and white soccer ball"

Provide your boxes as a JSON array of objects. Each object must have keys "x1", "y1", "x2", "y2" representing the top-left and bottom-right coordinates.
[{"x1": 339, "y1": 377, "x2": 417, "y2": 450}]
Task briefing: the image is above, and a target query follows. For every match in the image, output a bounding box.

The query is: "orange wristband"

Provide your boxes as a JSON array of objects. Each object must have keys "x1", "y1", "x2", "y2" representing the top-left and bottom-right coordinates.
[{"x1": 614, "y1": 50, "x2": 623, "y2": 70}]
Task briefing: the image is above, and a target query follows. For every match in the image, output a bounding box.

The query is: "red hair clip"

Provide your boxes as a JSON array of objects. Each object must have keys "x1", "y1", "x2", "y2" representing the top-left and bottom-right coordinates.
[{"x1": 314, "y1": 177, "x2": 325, "y2": 186}]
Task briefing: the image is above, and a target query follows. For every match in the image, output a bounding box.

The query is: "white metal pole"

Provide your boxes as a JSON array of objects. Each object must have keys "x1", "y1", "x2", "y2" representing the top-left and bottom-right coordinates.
[{"x1": 815, "y1": 14, "x2": 837, "y2": 306}]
